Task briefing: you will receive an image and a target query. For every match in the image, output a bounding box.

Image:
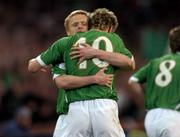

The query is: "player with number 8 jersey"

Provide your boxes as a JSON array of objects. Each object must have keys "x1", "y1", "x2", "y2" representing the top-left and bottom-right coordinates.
[
  {"x1": 129, "y1": 54, "x2": 180, "y2": 111},
  {"x1": 38, "y1": 29, "x2": 133, "y2": 104},
  {"x1": 128, "y1": 26, "x2": 180, "y2": 137}
]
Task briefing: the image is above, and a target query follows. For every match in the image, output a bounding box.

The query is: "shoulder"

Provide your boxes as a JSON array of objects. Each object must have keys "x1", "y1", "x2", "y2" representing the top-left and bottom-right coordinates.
[
  {"x1": 110, "y1": 33, "x2": 122, "y2": 39},
  {"x1": 109, "y1": 33, "x2": 124, "y2": 44},
  {"x1": 52, "y1": 36, "x2": 69, "y2": 46},
  {"x1": 148, "y1": 55, "x2": 171, "y2": 67},
  {"x1": 152, "y1": 54, "x2": 172, "y2": 63},
  {"x1": 55, "y1": 36, "x2": 69, "y2": 42}
]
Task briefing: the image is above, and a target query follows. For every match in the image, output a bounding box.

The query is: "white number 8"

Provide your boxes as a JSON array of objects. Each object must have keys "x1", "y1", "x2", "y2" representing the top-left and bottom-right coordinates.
[{"x1": 155, "y1": 60, "x2": 176, "y2": 87}]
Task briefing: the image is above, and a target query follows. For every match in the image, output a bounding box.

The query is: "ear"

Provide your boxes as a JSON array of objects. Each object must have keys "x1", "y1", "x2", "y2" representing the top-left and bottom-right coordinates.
[
  {"x1": 107, "y1": 26, "x2": 114, "y2": 33},
  {"x1": 67, "y1": 31, "x2": 70, "y2": 36}
]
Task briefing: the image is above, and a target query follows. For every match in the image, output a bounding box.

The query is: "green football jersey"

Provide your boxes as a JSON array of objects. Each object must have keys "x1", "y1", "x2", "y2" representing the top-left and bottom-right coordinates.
[
  {"x1": 39, "y1": 29, "x2": 133, "y2": 103},
  {"x1": 52, "y1": 63, "x2": 68, "y2": 114},
  {"x1": 131, "y1": 53, "x2": 180, "y2": 111}
]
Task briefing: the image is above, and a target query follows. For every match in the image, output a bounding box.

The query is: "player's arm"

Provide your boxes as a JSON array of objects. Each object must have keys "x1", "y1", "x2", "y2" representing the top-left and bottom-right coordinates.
[
  {"x1": 128, "y1": 77, "x2": 143, "y2": 94},
  {"x1": 128, "y1": 76, "x2": 145, "y2": 109},
  {"x1": 53, "y1": 65, "x2": 113, "y2": 89},
  {"x1": 28, "y1": 57, "x2": 52, "y2": 73},
  {"x1": 28, "y1": 58, "x2": 43, "y2": 73},
  {"x1": 128, "y1": 64, "x2": 149, "y2": 108},
  {"x1": 71, "y1": 44, "x2": 134, "y2": 68},
  {"x1": 94, "y1": 49, "x2": 134, "y2": 70},
  {"x1": 128, "y1": 63, "x2": 149, "y2": 93},
  {"x1": 70, "y1": 39, "x2": 135, "y2": 70},
  {"x1": 28, "y1": 38, "x2": 67, "y2": 73}
]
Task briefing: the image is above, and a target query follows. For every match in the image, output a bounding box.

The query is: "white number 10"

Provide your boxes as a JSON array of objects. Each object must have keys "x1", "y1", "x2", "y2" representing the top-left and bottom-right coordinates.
[{"x1": 75, "y1": 37, "x2": 113, "y2": 69}]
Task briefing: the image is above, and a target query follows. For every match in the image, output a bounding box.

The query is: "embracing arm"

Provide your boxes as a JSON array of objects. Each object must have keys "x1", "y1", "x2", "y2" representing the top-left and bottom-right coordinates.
[
  {"x1": 28, "y1": 38, "x2": 68, "y2": 73},
  {"x1": 54, "y1": 67, "x2": 113, "y2": 89},
  {"x1": 70, "y1": 43, "x2": 135, "y2": 71},
  {"x1": 93, "y1": 49, "x2": 135, "y2": 70},
  {"x1": 28, "y1": 55, "x2": 50, "y2": 73},
  {"x1": 28, "y1": 58, "x2": 42, "y2": 73}
]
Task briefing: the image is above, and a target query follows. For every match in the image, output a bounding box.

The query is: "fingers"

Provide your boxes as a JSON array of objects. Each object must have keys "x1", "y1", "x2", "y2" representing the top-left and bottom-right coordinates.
[
  {"x1": 70, "y1": 49, "x2": 82, "y2": 59},
  {"x1": 100, "y1": 67, "x2": 108, "y2": 72},
  {"x1": 77, "y1": 57, "x2": 84, "y2": 64},
  {"x1": 106, "y1": 79, "x2": 113, "y2": 87},
  {"x1": 79, "y1": 43, "x2": 90, "y2": 47},
  {"x1": 107, "y1": 74, "x2": 113, "y2": 78},
  {"x1": 103, "y1": 75, "x2": 113, "y2": 87},
  {"x1": 70, "y1": 47, "x2": 83, "y2": 59},
  {"x1": 40, "y1": 68, "x2": 48, "y2": 73},
  {"x1": 105, "y1": 82, "x2": 112, "y2": 88},
  {"x1": 70, "y1": 47, "x2": 81, "y2": 54},
  {"x1": 99, "y1": 68, "x2": 113, "y2": 77},
  {"x1": 71, "y1": 47, "x2": 80, "y2": 50},
  {"x1": 70, "y1": 51, "x2": 85, "y2": 63},
  {"x1": 107, "y1": 77, "x2": 113, "y2": 83},
  {"x1": 70, "y1": 54, "x2": 82, "y2": 59}
]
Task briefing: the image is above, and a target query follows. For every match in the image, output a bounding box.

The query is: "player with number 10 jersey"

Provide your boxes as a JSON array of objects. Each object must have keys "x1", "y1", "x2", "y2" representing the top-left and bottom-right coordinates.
[
  {"x1": 130, "y1": 53, "x2": 180, "y2": 111},
  {"x1": 38, "y1": 29, "x2": 133, "y2": 104}
]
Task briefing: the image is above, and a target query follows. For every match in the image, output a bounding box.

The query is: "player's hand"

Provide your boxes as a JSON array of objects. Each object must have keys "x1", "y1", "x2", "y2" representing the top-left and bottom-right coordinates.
[
  {"x1": 40, "y1": 65, "x2": 51, "y2": 73},
  {"x1": 94, "y1": 67, "x2": 113, "y2": 88},
  {"x1": 70, "y1": 43, "x2": 97, "y2": 64}
]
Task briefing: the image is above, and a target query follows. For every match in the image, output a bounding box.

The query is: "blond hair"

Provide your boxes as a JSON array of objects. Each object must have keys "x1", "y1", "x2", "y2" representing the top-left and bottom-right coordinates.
[{"x1": 64, "y1": 10, "x2": 89, "y2": 33}]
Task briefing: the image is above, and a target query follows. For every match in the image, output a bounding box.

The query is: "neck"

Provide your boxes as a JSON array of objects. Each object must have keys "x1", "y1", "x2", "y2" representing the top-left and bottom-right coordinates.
[{"x1": 91, "y1": 28, "x2": 109, "y2": 32}]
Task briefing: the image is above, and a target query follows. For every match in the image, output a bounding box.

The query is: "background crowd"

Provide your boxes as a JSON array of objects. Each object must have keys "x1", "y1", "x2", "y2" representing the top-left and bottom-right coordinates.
[{"x1": 0, "y1": 0, "x2": 179, "y2": 137}]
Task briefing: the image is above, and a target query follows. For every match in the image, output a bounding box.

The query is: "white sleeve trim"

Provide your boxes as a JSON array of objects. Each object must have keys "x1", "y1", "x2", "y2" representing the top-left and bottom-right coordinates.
[
  {"x1": 131, "y1": 56, "x2": 134, "y2": 61},
  {"x1": 58, "y1": 63, "x2": 66, "y2": 70},
  {"x1": 53, "y1": 74, "x2": 61, "y2": 80},
  {"x1": 128, "y1": 76, "x2": 139, "y2": 83},
  {"x1": 52, "y1": 63, "x2": 66, "y2": 80},
  {"x1": 36, "y1": 55, "x2": 46, "y2": 66}
]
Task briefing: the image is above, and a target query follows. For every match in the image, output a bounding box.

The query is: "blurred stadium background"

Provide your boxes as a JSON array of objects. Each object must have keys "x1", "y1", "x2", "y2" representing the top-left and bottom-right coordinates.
[{"x1": 0, "y1": 0, "x2": 179, "y2": 137}]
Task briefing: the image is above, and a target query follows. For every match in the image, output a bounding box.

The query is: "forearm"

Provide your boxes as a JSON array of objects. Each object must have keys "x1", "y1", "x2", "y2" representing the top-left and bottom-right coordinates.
[
  {"x1": 95, "y1": 49, "x2": 135, "y2": 70},
  {"x1": 128, "y1": 81, "x2": 143, "y2": 93},
  {"x1": 128, "y1": 80, "x2": 145, "y2": 107},
  {"x1": 54, "y1": 75, "x2": 96, "y2": 90}
]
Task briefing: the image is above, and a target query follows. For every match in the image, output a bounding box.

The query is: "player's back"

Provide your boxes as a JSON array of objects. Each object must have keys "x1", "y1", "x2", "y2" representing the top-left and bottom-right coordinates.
[
  {"x1": 145, "y1": 52, "x2": 180, "y2": 110},
  {"x1": 65, "y1": 29, "x2": 125, "y2": 76},
  {"x1": 64, "y1": 29, "x2": 130, "y2": 103}
]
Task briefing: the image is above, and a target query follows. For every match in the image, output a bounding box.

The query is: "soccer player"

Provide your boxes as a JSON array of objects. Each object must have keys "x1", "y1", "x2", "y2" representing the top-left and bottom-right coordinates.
[
  {"x1": 128, "y1": 26, "x2": 180, "y2": 137},
  {"x1": 28, "y1": 8, "x2": 135, "y2": 137},
  {"x1": 28, "y1": 9, "x2": 114, "y2": 137},
  {"x1": 52, "y1": 10, "x2": 114, "y2": 114},
  {"x1": 54, "y1": 9, "x2": 89, "y2": 115},
  {"x1": 28, "y1": 9, "x2": 116, "y2": 137},
  {"x1": 39, "y1": 10, "x2": 113, "y2": 114}
]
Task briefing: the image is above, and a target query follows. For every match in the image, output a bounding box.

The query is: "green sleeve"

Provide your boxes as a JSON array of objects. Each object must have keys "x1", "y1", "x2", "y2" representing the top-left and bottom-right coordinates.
[
  {"x1": 52, "y1": 63, "x2": 66, "y2": 75},
  {"x1": 112, "y1": 33, "x2": 133, "y2": 59},
  {"x1": 133, "y1": 63, "x2": 150, "y2": 83},
  {"x1": 40, "y1": 37, "x2": 69, "y2": 65}
]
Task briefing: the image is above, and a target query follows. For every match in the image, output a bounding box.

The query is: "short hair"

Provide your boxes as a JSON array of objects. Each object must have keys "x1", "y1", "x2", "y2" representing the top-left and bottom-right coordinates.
[
  {"x1": 90, "y1": 8, "x2": 118, "y2": 31},
  {"x1": 64, "y1": 10, "x2": 89, "y2": 32},
  {"x1": 169, "y1": 26, "x2": 180, "y2": 53}
]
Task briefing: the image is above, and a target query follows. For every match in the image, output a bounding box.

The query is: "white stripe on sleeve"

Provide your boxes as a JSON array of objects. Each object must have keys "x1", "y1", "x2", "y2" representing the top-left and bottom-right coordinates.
[
  {"x1": 36, "y1": 55, "x2": 46, "y2": 66},
  {"x1": 128, "y1": 76, "x2": 139, "y2": 84}
]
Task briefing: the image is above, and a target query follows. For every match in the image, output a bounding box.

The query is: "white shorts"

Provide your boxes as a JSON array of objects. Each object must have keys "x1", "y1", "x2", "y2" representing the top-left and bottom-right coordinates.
[
  {"x1": 144, "y1": 108, "x2": 180, "y2": 137},
  {"x1": 53, "y1": 99, "x2": 125, "y2": 137}
]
